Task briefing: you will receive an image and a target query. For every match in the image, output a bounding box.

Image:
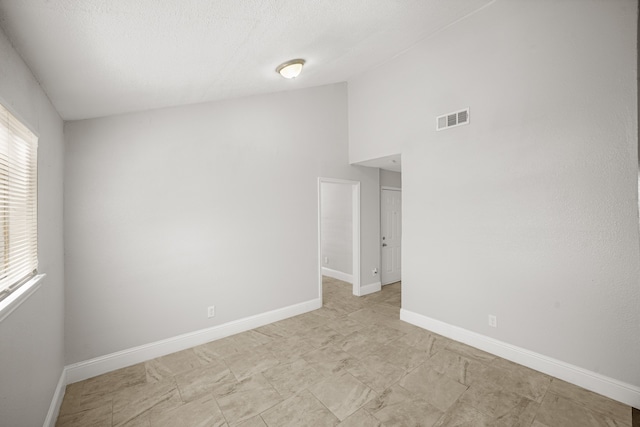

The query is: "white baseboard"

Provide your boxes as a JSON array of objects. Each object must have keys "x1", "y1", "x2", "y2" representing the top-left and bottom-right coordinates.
[
  {"x1": 360, "y1": 281, "x2": 381, "y2": 296},
  {"x1": 65, "y1": 298, "x2": 321, "y2": 385},
  {"x1": 43, "y1": 368, "x2": 66, "y2": 427},
  {"x1": 321, "y1": 267, "x2": 353, "y2": 284},
  {"x1": 400, "y1": 309, "x2": 640, "y2": 408}
]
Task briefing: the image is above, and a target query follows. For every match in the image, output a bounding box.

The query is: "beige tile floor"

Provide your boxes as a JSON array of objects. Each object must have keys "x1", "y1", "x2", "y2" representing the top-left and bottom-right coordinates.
[{"x1": 57, "y1": 277, "x2": 635, "y2": 427}]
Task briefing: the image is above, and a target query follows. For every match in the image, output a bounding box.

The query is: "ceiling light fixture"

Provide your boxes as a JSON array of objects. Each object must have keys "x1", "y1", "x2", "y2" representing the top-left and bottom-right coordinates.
[{"x1": 276, "y1": 59, "x2": 305, "y2": 79}]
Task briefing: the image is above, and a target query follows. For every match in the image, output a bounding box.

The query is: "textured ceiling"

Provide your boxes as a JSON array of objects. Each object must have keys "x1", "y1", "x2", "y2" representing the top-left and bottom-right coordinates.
[{"x1": 0, "y1": 0, "x2": 492, "y2": 120}]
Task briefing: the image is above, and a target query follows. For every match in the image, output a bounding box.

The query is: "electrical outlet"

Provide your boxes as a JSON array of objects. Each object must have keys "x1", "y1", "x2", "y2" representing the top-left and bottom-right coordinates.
[
  {"x1": 207, "y1": 306, "x2": 215, "y2": 318},
  {"x1": 324, "y1": 257, "x2": 328, "y2": 265},
  {"x1": 372, "y1": 268, "x2": 378, "y2": 276},
  {"x1": 488, "y1": 314, "x2": 497, "y2": 328}
]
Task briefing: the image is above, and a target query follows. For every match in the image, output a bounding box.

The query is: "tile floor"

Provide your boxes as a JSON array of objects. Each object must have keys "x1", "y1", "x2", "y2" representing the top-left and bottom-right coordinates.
[{"x1": 56, "y1": 277, "x2": 635, "y2": 426}]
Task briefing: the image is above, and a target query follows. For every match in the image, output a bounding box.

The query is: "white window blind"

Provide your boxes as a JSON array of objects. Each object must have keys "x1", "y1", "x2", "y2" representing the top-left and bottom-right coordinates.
[{"x1": 0, "y1": 103, "x2": 38, "y2": 303}]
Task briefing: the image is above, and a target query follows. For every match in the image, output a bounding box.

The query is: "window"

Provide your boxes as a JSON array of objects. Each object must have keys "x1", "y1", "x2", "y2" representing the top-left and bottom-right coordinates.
[{"x1": 0, "y1": 103, "x2": 38, "y2": 304}]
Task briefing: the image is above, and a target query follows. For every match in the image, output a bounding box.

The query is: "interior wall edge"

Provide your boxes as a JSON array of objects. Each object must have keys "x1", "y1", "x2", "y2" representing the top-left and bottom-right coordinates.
[
  {"x1": 401, "y1": 308, "x2": 640, "y2": 408},
  {"x1": 321, "y1": 267, "x2": 353, "y2": 284},
  {"x1": 42, "y1": 369, "x2": 66, "y2": 427},
  {"x1": 64, "y1": 296, "x2": 321, "y2": 385}
]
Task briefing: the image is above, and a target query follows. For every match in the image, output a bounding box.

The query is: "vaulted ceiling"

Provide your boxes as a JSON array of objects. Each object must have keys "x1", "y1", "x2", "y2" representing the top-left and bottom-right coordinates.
[{"x1": 0, "y1": 0, "x2": 492, "y2": 120}]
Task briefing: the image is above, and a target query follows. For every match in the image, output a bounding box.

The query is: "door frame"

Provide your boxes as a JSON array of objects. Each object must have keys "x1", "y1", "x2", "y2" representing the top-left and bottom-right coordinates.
[
  {"x1": 318, "y1": 177, "x2": 361, "y2": 300},
  {"x1": 381, "y1": 186, "x2": 401, "y2": 285}
]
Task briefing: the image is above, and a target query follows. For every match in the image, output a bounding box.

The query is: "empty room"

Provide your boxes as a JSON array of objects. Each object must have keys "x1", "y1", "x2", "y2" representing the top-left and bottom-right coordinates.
[{"x1": 0, "y1": 0, "x2": 639, "y2": 426}]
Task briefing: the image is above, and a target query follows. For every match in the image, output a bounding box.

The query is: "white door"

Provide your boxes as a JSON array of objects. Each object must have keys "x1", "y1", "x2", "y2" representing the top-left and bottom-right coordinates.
[{"x1": 381, "y1": 189, "x2": 401, "y2": 285}]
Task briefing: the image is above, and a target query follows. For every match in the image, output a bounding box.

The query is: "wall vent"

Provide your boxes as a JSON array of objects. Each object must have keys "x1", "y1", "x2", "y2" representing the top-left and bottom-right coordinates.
[{"x1": 436, "y1": 107, "x2": 470, "y2": 131}]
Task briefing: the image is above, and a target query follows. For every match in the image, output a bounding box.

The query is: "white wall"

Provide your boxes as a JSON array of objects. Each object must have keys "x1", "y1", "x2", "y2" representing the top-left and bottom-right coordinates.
[
  {"x1": 380, "y1": 170, "x2": 401, "y2": 189},
  {"x1": 321, "y1": 182, "x2": 353, "y2": 276},
  {"x1": 349, "y1": 0, "x2": 640, "y2": 391},
  {"x1": 0, "y1": 28, "x2": 65, "y2": 426},
  {"x1": 64, "y1": 83, "x2": 380, "y2": 364}
]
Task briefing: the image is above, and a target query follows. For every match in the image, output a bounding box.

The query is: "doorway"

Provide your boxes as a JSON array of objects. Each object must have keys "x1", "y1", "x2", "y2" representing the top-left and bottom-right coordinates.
[
  {"x1": 317, "y1": 178, "x2": 361, "y2": 300},
  {"x1": 381, "y1": 187, "x2": 401, "y2": 285}
]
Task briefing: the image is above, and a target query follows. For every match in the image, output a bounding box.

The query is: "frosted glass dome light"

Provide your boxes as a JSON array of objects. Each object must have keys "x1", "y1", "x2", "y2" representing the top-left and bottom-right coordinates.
[{"x1": 276, "y1": 59, "x2": 305, "y2": 79}]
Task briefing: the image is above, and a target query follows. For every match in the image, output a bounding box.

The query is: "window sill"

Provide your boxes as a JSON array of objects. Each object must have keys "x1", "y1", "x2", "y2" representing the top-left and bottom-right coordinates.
[{"x1": 0, "y1": 273, "x2": 46, "y2": 323}]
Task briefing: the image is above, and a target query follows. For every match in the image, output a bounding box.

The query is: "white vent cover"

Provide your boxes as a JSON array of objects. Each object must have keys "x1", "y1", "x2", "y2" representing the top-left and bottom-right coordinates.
[{"x1": 436, "y1": 107, "x2": 470, "y2": 131}]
